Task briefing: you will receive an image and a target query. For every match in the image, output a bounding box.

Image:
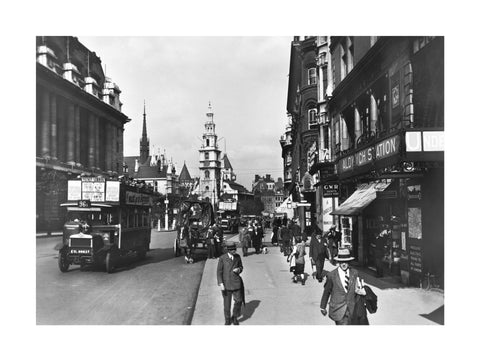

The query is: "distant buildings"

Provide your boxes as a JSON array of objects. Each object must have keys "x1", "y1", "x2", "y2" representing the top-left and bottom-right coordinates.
[
  {"x1": 252, "y1": 174, "x2": 284, "y2": 215},
  {"x1": 36, "y1": 36, "x2": 129, "y2": 231},
  {"x1": 123, "y1": 103, "x2": 178, "y2": 195}
]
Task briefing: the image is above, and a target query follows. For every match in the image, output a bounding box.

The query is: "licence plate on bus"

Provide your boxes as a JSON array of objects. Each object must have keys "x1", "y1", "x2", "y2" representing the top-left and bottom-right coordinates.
[{"x1": 70, "y1": 249, "x2": 91, "y2": 255}]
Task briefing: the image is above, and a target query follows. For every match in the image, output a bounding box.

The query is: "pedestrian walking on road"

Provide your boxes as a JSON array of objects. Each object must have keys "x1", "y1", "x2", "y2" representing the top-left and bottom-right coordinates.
[
  {"x1": 247, "y1": 221, "x2": 255, "y2": 249},
  {"x1": 206, "y1": 225, "x2": 216, "y2": 259},
  {"x1": 271, "y1": 223, "x2": 279, "y2": 246},
  {"x1": 326, "y1": 224, "x2": 342, "y2": 264},
  {"x1": 213, "y1": 221, "x2": 224, "y2": 257},
  {"x1": 217, "y1": 241, "x2": 245, "y2": 325},
  {"x1": 253, "y1": 220, "x2": 264, "y2": 254},
  {"x1": 179, "y1": 225, "x2": 194, "y2": 264},
  {"x1": 288, "y1": 237, "x2": 307, "y2": 285},
  {"x1": 239, "y1": 226, "x2": 251, "y2": 257},
  {"x1": 280, "y1": 222, "x2": 292, "y2": 256},
  {"x1": 309, "y1": 225, "x2": 328, "y2": 282},
  {"x1": 320, "y1": 248, "x2": 366, "y2": 325}
]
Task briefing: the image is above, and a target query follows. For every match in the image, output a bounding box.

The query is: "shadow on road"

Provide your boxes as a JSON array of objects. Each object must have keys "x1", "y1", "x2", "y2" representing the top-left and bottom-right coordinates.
[
  {"x1": 66, "y1": 246, "x2": 210, "y2": 273},
  {"x1": 420, "y1": 305, "x2": 444, "y2": 325},
  {"x1": 239, "y1": 300, "x2": 261, "y2": 323}
]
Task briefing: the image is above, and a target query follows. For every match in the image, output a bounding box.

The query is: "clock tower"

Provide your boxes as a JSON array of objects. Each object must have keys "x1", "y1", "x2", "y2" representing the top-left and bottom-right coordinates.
[{"x1": 199, "y1": 102, "x2": 222, "y2": 208}]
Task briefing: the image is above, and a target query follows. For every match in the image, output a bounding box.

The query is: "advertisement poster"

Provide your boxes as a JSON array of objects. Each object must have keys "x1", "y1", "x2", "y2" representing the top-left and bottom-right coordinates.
[{"x1": 408, "y1": 207, "x2": 422, "y2": 239}]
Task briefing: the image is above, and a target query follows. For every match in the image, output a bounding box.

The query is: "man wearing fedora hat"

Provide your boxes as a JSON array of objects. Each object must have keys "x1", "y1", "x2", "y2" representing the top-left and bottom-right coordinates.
[
  {"x1": 217, "y1": 241, "x2": 245, "y2": 325},
  {"x1": 320, "y1": 247, "x2": 366, "y2": 325}
]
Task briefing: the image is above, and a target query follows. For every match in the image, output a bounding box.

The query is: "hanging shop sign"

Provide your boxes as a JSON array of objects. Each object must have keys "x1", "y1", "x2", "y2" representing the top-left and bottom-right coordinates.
[
  {"x1": 337, "y1": 134, "x2": 401, "y2": 174},
  {"x1": 322, "y1": 183, "x2": 340, "y2": 198}
]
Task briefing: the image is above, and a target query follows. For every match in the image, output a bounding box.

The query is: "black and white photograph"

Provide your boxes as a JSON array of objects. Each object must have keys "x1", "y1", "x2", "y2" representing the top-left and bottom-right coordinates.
[
  {"x1": 3, "y1": 0, "x2": 479, "y2": 360},
  {"x1": 35, "y1": 34, "x2": 445, "y2": 326}
]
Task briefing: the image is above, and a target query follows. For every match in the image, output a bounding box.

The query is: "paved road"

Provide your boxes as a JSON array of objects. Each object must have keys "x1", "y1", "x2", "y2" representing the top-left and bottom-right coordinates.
[{"x1": 36, "y1": 230, "x2": 234, "y2": 325}]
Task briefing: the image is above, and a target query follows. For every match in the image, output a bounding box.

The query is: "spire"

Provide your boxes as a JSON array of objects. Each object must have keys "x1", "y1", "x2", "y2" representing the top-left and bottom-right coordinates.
[
  {"x1": 142, "y1": 100, "x2": 147, "y2": 137},
  {"x1": 206, "y1": 101, "x2": 214, "y2": 122},
  {"x1": 139, "y1": 100, "x2": 150, "y2": 164}
]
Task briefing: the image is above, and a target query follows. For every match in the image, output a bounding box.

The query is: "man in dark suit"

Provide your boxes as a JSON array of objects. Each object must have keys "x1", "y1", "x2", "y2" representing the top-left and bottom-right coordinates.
[
  {"x1": 326, "y1": 225, "x2": 341, "y2": 260},
  {"x1": 217, "y1": 241, "x2": 244, "y2": 325},
  {"x1": 309, "y1": 227, "x2": 328, "y2": 282},
  {"x1": 320, "y1": 248, "x2": 366, "y2": 325}
]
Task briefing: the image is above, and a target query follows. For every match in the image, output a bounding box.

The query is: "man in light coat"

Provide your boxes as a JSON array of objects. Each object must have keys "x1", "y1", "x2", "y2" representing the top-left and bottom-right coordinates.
[{"x1": 320, "y1": 248, "x2": 366, "y2": 325}]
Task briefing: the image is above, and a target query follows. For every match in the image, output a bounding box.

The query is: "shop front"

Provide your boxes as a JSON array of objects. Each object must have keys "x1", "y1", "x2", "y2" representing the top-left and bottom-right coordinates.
[{"x1": 330, "y1": 129, "x2": 444, "y2": 286}]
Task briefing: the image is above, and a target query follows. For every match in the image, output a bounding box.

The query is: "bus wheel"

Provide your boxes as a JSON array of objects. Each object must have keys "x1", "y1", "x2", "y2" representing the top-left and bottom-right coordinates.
[
  {"x1": 58, "y1": 250, "x2": 69, "y2": 273},
  {"x1": 105, "y1": 251, "x2": 115, "y2": 273}
]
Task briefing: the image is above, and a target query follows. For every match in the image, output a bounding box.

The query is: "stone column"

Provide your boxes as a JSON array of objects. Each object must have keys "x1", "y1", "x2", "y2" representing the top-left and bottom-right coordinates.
[
  {"x1": 318, "y1": 66, "x2": 324, "y2": 102},
  {"x1": 354, "y1": 106, "x2": 361, "y2": 146},
  {"x1": 40, "y1": 90, "x2": 50, "y2": 158},
  {"x1": 49, "y1": 94, "x2": 57, "y2": 160},
  {"x1": 112, "y1": 124, "x2": 117, "y2": 174},
  {"x1": 94, "y1": 115, "x2": 100, "y2": 170},
  {"x1": 118, "y1": 127, "x2": 124, "y2": 174},
  {"x1": 88, "y1": 112, "x2": 95, "y2": 169},
  {"x1": 105, "y1": 121, "x2": 112, "y2": 172},
  {"x1": 74, "y1": 105, "x2": 81, "y2": 167},
  {"x1": 66, "y1": 101, "x2": 75, "y2": 165},
  {"x1": 319, "y1": 125, "x2": 325, "y2": 151},
  {"x1": 370, "y1": 93, "x2": 378, "y2": 135}
]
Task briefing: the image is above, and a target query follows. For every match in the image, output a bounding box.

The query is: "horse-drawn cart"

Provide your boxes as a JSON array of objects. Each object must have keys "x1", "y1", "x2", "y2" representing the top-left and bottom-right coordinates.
[{"x1": 173, "y1": 200, "x2": 216, "y2": 257}]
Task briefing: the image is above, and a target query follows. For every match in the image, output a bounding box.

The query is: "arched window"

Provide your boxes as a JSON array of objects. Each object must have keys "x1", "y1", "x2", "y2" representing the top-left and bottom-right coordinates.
[
  {"x1": 308, "y1": 108, "x2": 317, "y2": 125},
  {"x1": 205, "y1": 170, "x2": 210, "y2": 179},
  {"x1": 308, "y1": 67, "x2": 317, "y2": 85},
  {"x1": 205, "y1": 152, "x2": 209, "y2": 160},
  {"x1": 206, "y1": 139, "x2": 210, "y2": 147}
]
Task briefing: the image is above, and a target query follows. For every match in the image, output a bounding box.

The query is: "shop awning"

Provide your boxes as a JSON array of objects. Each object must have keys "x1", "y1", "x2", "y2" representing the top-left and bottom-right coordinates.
[{"x1": 330, "y1": 180, "x2": 391, "y2": 216}]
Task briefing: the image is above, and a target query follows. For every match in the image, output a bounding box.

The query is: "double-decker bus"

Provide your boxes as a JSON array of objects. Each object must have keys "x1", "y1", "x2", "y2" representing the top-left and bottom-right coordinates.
[{"x1": 57, "y1": 176, "x2": 156, "y2": 273}]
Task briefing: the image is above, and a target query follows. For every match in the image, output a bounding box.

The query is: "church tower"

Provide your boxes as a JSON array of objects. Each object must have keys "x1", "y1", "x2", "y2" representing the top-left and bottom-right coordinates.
[
  {"x1": 139, "y1": 101, "x2": 149, "y2": 164},
  {"x1": 199, "y1": 102, "x2": 222, "y2": 208}
]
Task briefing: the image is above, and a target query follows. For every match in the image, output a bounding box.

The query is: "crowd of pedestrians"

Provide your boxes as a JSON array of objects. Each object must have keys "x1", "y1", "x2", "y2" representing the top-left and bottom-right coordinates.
[{"x1": 216, "y1": 214, "x2": 377, "y2": 326}]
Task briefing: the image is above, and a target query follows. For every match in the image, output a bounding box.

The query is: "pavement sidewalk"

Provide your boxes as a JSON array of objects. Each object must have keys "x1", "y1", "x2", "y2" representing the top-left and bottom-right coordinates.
[{"x1": 191, "y1": 231, "x2": 444, "y2": 325}]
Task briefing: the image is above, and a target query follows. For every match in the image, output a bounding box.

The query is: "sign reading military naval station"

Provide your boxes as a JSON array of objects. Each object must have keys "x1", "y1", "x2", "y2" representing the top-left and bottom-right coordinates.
[{"x1": 338, "y1": 135, "x2": 401, "y2": 174}]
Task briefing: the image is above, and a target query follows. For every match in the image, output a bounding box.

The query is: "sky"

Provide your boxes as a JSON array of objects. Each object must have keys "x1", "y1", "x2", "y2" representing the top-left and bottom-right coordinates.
[{"x1": 80, "y1": 36, "x2": 291, "y2": 189}]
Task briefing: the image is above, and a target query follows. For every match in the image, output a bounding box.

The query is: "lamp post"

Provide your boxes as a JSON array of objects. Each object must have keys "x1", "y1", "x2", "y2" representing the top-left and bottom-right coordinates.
[{"x1": 164, "y1": 198, "x2": 169, "y2": 231}]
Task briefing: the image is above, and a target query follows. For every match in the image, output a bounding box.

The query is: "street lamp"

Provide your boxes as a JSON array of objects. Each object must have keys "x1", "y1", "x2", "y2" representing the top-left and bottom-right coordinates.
[{"x1": 164, "y1": 198, "x2": 169, "y2": 231}]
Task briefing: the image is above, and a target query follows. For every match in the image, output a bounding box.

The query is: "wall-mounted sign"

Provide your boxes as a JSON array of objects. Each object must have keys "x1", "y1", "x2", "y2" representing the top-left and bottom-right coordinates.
[
  {"x1": 125, "y1": 191, "x2": 153, "y2": 206},
  {"x1": 319, "y1": 162, "x2": 335, "y2": 181},
  {"x1": 301, "y1": 173, "x2": 315, "y2": 192},
  {"x1": 422, "y1": 131, "x2": 444, "y2": 151},
  {"x1": 408, "y1": 244, "x2": 423, "y2": 274},
  {"x1": 391, "y1": 84, "x2": 400, "y2": 108},
  {"x1": 339, "y1": 155, "x2": 355, "y2": 173},
  {"x1": 105, "y1": 181, "x2": 120, "y2": 202},
  {"x1": 355, "y1": 146, "x2": 374, "y2": 167},
  {"x1": 322, "y1": 183, "x2": 340, "y2": 198},
  {"x1": 337, "y1": 135, "x2": 400, "y2": 174},
  {"x1": 406, "y1": 130, "x2": 444, "y2": 152},
  {"x1": 82, "y1": 179, "x2": 105, "y2": 202},
  {"x1": 67, "y1": 180, "x2": 82, "y2": 201},
  {"x1": 375, "y1": 135, "x2": 400, "y2": 161}
]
